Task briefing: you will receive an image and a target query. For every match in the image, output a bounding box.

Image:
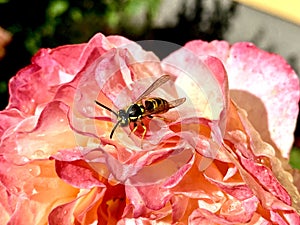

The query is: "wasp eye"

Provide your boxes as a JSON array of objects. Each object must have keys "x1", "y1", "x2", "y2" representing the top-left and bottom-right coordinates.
[{"x1": 118, "y1": 109, "x2": 126, "y2": 117}]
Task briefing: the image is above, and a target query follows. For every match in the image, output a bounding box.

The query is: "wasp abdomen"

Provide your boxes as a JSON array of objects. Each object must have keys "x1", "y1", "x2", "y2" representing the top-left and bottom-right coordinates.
[{"x1": 144, "y1": 98, "x2": 169, "y2": 114}]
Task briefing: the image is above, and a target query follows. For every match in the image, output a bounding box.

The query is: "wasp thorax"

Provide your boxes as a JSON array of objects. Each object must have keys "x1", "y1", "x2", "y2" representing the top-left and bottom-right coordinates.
[{"x1": 127, "y1": 104, "x2": 145, "y2": 121}]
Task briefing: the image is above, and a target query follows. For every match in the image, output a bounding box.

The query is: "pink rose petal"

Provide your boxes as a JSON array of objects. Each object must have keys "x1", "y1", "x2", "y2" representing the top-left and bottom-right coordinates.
[
  {"x1": 0, "y1": 108, "x2": 25, "y2": 138},
  {"x1": 170, "y1": 195, "x2": 189, "y2": 222},
  {"x1": 117, "y1": 217, "x2": 156, "y2": 225},
  {"x1": 49, "y1": 187, "x2": 107, "y2": 225},
  {"x1": 0, "y1": 156, "x2": 79, "y2": 224},
  {"x1": 183, "y1": 40, "x2": 300, "y2": 157},
  {"x1": 2, "y1": 101, "x2": 75, "y2": 162},
  {"x1": 55, "y1": 159, "x2": 105, "y2": 189},
  {"x1": 204, "y1": 175, "x2": 254, "y2": 201},
  {"x1": 239, "y1": 154, "x2": 291, "y2": 205},
  {"x1": 189, "y1": 197, "x2": 258, "y2": 224},
  {"x1": 228, "y1": 43, "x2": 299, "y2": 157},
  {"x1": 223, "y1": 141, "x2": 299, "y2": 223},
  {"x1": 125, "y1": 183, "x2": 172, "y2": 219},
  {"x1": 237, "y1": 104, "x2": 300, "y2": 212},
  {"x1": 0, "y1": 181, "x2": 11, "y2": 224},
  {"x1": 162, "y1": 48, "x2": 228, "y2": 124},
  {"x1": 133, "y1": 185, "x2": 171, "y2": 210},
  {"x1": 48, "y1": 200, "x2": 77, "y2": 225}
]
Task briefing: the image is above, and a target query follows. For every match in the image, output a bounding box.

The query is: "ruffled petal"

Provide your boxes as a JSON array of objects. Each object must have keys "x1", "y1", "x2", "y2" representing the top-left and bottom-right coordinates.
[
  {"x1": 0, "y1": 157, "x2": 78, "y2": 225},
  {"x1": 162, "y1": 47, "x2": 229, "y2": 124},
  {"x1": 227, "y1": 43, "x2": 299, "y2": 157},
  {"x1": 182, "y1": 40, "x2": 300, "y2": 157},
  {"x1": 1, "y1": 101, "x2": 76, "y2": 162},
  {"x1": 54, "y1": 159, "x2": 105, "y2": 189}
]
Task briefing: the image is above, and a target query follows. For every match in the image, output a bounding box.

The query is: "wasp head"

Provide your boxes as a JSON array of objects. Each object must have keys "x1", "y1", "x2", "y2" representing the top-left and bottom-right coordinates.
[{"x1": 118, "y1": 109, "x2": 129, "y2": 127}]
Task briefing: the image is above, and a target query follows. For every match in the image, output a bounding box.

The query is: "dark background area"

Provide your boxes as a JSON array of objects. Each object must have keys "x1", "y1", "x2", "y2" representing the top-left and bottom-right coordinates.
[{"x1": 0, "y1": 0, "x2": 237, "y2": 109}]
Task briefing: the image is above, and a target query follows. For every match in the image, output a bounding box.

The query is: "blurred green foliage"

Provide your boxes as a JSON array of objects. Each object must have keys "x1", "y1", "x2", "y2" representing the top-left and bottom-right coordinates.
[
  {"x1": 290, "y1": 147, "x2": 300, "y2": 169},
  {"x1": 0, "y1": 81, "x2": 7, "y2": 93},
  {"x1": 2, "y1": 0, "x2": 161, "y2": 56}
]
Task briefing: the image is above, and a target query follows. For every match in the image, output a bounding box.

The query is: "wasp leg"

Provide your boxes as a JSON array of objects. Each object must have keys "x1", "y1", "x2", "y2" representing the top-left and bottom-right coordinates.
[
  {"x1": 128, "y1": 122, "x2": 138, "y2": 137},
  {"x1": 151, "y1": 115, "x2": 171, "y2": 123},
  {"x1": 140, "y1": 121, "x2": 147, "y2": 148},
  {"x1": 128, "y1": 122, "x2": 147, "y2": 148}
]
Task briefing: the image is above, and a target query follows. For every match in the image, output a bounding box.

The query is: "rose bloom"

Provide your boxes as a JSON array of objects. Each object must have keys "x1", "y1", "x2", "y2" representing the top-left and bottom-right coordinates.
[{"x1": 0, "y1": 33, "x2": 300, "y2": 225}]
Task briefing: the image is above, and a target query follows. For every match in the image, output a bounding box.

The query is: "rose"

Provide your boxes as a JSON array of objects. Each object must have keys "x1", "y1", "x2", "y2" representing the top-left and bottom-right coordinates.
[{"x1": 0, "y1": 33, "x2": 299, "y2": 224}]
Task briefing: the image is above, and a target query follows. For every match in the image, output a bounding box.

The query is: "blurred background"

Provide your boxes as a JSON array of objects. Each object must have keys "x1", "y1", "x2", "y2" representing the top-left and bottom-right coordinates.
[{"x1": 0, "y1": 0, "x2": 300, "y2": 166}]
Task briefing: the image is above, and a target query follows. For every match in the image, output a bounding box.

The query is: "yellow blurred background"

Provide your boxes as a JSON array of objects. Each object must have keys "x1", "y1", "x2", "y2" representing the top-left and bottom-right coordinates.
[{"x1": 235, "y1": 0, "x2": 300, "y2": 25}]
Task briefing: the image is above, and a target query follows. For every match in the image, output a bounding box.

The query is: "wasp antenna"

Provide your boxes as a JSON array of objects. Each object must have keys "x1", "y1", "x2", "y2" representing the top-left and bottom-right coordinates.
[
  {"x1": 110, "y1": 120, "x2": 122, "y2": 139},
  {"x1": 94, "y1": 100, "x2": 118, "y2": 117}
]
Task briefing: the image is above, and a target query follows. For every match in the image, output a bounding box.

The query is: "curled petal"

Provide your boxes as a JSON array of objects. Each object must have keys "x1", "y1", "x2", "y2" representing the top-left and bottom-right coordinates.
[
  {"x1": 233, "y1": 103, "x2": 300, "y2": 211},
  {"x1": 0, "y1": 108, "x2": 25, "y2": 139},
  {"x1": 54, "y1": 160, "x2": 105, "y2": 189},
  {"x1": 228, "y1": 43, "x2": 299, "y2": 157},
  {"x1": 183, "y1": 40, "x2": 300, "y2": 157},
  {"x1": 1, "y1": 101, "x2": 76, "y2": 162},
  {"x1": 162, "y1": 48, "x2": 228, "y2": 126},
  {"x1": 48, "y1": 200, "x2": 77, "y2": 225},
  {"x1": 0, "y1": 157, "x2": 79, "y2": 225},
  {"x1": 48, "y1": 187, "x2": 106, "y2": 225}
]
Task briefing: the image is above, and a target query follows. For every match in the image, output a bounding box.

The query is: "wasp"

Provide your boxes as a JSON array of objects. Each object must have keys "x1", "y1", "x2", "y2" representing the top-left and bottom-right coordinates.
[{"x1": 95, "y1": 75, "x2": 186, "y2": 142}]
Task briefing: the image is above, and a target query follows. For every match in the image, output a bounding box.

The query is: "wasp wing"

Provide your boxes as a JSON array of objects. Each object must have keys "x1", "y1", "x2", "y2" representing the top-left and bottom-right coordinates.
[
  {"x1": 135, "y1": 75, "x2": 170, "y2": 102},
  {"x1": 168, "y1": 97, "x2": 186, "y2": 109}
]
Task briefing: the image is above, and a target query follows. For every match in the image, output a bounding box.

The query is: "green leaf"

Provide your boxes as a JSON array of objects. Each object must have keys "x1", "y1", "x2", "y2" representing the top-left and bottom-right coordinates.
[
  {"x1": 47, "y1": 0, "x2": 69, "y2": 18},
  {"x1": 289, "y1": 147, "x2": 300, "y2": 169},
  {"x1": 0, "y1": 81, "x2": 7, "y2": 93}
]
